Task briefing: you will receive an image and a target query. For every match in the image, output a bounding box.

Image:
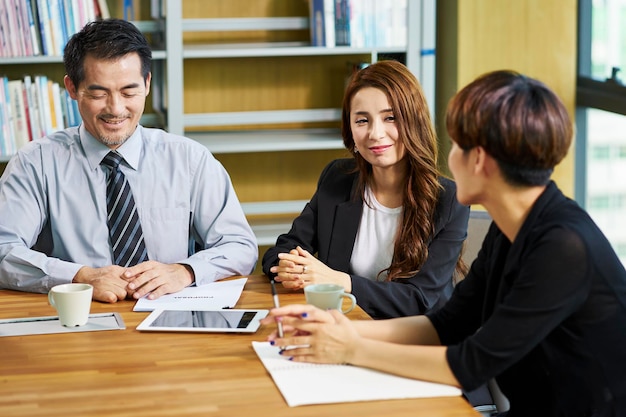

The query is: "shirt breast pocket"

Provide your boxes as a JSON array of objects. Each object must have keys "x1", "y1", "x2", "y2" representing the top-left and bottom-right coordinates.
[{"x1": 141, "y1": 207, "x2": 189, "y2": 263}]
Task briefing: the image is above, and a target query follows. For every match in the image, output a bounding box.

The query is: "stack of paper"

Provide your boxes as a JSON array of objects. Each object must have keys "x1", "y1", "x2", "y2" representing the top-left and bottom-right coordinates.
[{"x1": 252, "y1": 341, "x2": 461, "y2": 407}]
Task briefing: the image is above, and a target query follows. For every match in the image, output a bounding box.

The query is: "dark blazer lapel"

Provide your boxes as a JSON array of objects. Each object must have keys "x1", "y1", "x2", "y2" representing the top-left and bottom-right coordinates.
[{"x1": 325, "y1": 182, "x2": 363, "y2": 271}]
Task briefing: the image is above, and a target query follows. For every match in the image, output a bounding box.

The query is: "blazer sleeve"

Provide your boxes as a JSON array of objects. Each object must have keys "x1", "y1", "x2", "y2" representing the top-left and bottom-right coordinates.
[
  {"x1": 261, "y1": 160, "x2": 344, "y2": 278},
  {"x1": 351, "y1": 179, "x2": 470, "y2": 319}
]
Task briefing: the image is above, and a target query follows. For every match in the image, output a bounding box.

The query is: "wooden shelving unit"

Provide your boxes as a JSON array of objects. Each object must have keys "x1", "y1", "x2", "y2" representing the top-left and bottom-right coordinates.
[{"x1": 0, "y1": 0, "x2": 437, "y2": 249}]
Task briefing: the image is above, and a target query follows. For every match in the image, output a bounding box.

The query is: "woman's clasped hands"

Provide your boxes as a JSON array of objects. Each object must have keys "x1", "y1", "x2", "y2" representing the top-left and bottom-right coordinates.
[
  {"x1": 261, "y1": 304, "x2": 360, "y2": 365},
  {"x1": 270, "y1": 246, "x2": 352, "y2": 291}
]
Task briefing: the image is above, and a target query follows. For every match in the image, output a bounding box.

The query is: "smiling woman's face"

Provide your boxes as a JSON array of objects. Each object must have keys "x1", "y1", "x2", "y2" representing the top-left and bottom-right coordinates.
[{"x1": 350, "y1": 87, "x2": 405, "y2": 171}]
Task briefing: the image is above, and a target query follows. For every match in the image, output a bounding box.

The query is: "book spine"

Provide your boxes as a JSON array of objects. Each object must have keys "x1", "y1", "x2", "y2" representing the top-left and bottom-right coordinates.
[
  {"x1": 8, "y1": 80, "x2": 29, "y2": 150},
  {"x1": 15, "y1": 0, "x2": 32, "y2": 56},
  {"x1": 69, "y1": 90, "x2": 81, "y2": 126},
  {"x1": 391, "y1": 0, "x2": 407, "y2": 48},
  {"x1": 4, "y1": 78, "x2": 16, "y2": 155},
  {"x1": 334, "y1": 0, "x2": 350, "y2": 46},
  {"x1": 26, "y1": 0, "x2": 42, "y2": 55},
  {"x1": 6, "y1": 0, "x2": 23, "y2": 56},
  {"x1": 348, "y1": 0, "x2": 364, "y2": 48},
  {"x1": 47, "y1": 80, "x2": 57, "y2": 132},
  {"x1": 84, "y1": 0, "x2": 95, "y2": 23},
  {"x1": 21, "y1": 79, "x2": 33, "y2": 142},
  {"x1": 323, "y1": 0, "x2": 335, "y2": 47},
  {"x1": 123, "y1": 0, "x2": 134, "y2": 20},
  {"x1": 0, "y1": 0, "x2": 11, "y2": 57},
  {"x1": 309, "y1": 0, "x2": 325, "y2": 47},
  {"x1": 23, "y1": 75, "x2": 42, "y2": 140},
  {"x1": 45, "y1": 0, "x2": 62, "y2": 55},
  {"x1": 55, "y1": 0, "x2": 69, "y2": 52},
  {"x1": 59, "y1": 87, "x2": 69, "y2": 128},
  {"x1": 0, "y1": 76, "x2": 8, "y2": 155},
  {"x1": 51, "y1": 81, "x2": 65, "y2": 131},
  {"x1": 97, "y1": 0, "x2": 110, "y2": 19},
  {"x1": 62, "y1": 0, "x2": 75, "y2": 37},
  {"x1": 91, "y1": 0, "x2": 100, "y2": 18},
  {"x1": 35, "y1": 75, "x2": 52, "y2": 135},
  {"x1": 28, "y1": 77, "x2": 44, "y2": 138},
  {"x1": 74, "y1": 0, "x2": 86, "y2": 30},
  {"x1": 374, "y1": 0, "x2": 392, "y2": 47},
  {"x1": 62, "y1": 88, "x2": 74, "y2": 127},
  {"x1": 363, "y1": 0, "x2": 374, "y2": 47},
  {"x1": 36, "y1": 0, "x2": 53, "y2": 56}
]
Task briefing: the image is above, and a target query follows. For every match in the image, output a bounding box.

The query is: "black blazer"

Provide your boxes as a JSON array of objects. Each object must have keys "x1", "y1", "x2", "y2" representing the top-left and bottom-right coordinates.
[
  {"x1": 429, "y1": 181, "x2": 626, "y2": 415},
  {"x1": 262, "y1": 159, "x2": 470, "y2": 319}
]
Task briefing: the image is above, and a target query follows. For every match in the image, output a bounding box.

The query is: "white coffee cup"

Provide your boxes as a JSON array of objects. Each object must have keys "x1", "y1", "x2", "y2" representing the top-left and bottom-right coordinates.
[
  {"x1": 48, "y1": 283, "x2": 93, "y2": 327},
  {"x1": 304, "y1": 283, "x2": 356, "y2": 313}
]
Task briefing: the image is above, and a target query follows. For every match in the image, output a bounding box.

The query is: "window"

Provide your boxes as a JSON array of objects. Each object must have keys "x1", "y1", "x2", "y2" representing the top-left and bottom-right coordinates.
[{"x1": 576, "y1": 0, "x2": 626, "y2": 265}]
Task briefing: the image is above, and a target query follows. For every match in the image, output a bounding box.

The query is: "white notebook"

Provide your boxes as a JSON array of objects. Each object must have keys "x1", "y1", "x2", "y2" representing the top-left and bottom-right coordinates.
[{"x1": 252, "y1": 341, "x2": 462, "y2": 407}]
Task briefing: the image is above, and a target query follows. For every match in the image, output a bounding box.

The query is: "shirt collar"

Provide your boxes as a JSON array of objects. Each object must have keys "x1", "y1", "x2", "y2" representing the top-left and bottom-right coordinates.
[{"x1": 81, "y1": 124, "x2": 143, "y2": 171}]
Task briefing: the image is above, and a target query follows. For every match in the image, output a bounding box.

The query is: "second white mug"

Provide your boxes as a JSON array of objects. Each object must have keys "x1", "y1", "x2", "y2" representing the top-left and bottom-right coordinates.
[{"x1": 304, "y1": 283, "x2": 356, "y2": 313}]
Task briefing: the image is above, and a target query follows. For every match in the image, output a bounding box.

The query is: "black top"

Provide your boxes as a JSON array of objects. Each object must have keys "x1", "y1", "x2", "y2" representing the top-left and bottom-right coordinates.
[
  {"x1": 262, "y1": 158, "x2": 470, "y2": 319},
  {"x1": 428, "y1": 181, "x2": 626, "y2": 417}
]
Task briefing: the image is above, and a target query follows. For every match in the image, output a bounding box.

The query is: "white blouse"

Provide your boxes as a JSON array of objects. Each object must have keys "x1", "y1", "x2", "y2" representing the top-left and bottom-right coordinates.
[{"x1": 349, "y1": 186, "x2": 402, "y2": 281}]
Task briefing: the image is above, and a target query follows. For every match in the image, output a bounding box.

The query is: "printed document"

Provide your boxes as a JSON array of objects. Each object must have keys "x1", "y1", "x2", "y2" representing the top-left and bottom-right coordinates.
[{"x1": 133, "y1": 277, "x2": 248, "y2": 312}]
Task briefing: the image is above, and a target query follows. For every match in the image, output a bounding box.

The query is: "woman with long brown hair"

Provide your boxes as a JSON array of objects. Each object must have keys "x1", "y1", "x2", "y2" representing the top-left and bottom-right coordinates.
[{"x1": 262, "y1": 60, "x2": 469, "y2": 319}]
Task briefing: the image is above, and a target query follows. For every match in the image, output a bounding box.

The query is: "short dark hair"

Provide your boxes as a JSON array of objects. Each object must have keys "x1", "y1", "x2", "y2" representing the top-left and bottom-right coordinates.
[
  {"x1": 445, "y1": 70, "x2": 573, "y2": 186},
  {"x1": 63, "y1": 18, "x2": 152, "y2": 88}
]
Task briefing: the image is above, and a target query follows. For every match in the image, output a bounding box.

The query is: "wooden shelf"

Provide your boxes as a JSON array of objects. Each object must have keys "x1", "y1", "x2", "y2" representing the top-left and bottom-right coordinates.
[
  {"x1": 188, "y1": 129, "x2": 343, "y2": 154},
  {"x1": 250, "y1": 220, "x2": 294, "y2": 246},
  {"x1": 180, "y1": 17, "x2": 309, "y2": 32},
  {"x1": 1, "y1": 1, "x2": 436, "y2": 249},
  {"x1": 161, "y1": 1, "x2": 435, "y2": 138},
  {"x1": 182, "y1": 43, "x2": 406, "y2": 59},
  {"x1": 241, "y1": 200, "x2": 308, "y2": 246},
  {"x1": 0, "y1": 52, "x2": 166, "y2": 64},
  {"x1": 183, "y1": 109, "x2": 341, "y2": 128}
]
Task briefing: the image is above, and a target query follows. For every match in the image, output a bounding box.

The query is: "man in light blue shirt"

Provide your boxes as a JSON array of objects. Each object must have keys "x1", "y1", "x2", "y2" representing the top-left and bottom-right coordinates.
[{"x1": 0, "y1": 19, "x2": 258, "y2": 302}]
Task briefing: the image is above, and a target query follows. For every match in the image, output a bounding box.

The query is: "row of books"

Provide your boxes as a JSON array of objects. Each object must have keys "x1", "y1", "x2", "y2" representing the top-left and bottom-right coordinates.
[
  {"x1": 309, "y1": 0, "x2": 407, "y2": 48},
  {"x1": 0, "y1": 75, "x2": 81, "y2": 157},
  {"x1": 0, "y1": 0, "x2": 110, "y2": 58}
]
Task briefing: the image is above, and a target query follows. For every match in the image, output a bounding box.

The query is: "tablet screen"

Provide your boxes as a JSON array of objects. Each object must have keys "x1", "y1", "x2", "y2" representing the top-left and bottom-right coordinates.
[
  {"x1": 136, "y1": 309, "x2": 268, "y2": 333},
  {"x1": 150, "y1": 310, "x2": 257, "y2": 329}
]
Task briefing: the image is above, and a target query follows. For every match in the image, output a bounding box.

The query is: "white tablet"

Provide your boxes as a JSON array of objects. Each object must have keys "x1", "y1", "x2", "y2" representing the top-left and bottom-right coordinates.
[{"x1": 136, "y1": 309, "x2": 269, "y2": 333}]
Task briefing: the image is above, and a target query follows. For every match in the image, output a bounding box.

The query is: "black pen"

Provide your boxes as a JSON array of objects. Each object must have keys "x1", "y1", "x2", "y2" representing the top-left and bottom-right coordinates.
[{"x1": 270, "y1": 279, "x2": 284, "y2": 338}]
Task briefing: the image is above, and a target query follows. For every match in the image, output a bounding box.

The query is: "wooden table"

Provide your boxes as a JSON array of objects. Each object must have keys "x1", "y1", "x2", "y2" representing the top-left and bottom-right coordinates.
[{"x1": 0, "y1": 275, "x2": 479, "y2": 417}]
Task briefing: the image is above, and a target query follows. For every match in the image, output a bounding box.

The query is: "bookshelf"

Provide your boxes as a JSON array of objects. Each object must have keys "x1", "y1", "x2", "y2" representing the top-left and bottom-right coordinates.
[
  {"x1": 0, "y1": 0, "x2": 165, "y2": 163},
  {"x1": 161, "y1": 1, "x2": 435, "y2": 141},
  {"x1": 0, "y1": 0, "x2": 437, "y2": 250},
  {"x1": 158, "y1": 1, "x2": 436, "y2": 247}
]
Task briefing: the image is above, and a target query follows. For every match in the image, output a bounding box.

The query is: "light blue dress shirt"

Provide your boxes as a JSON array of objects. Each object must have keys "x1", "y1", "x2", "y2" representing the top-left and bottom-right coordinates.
[{"x1": 0, "y1": 125, "x2": 258, "y2": 292}]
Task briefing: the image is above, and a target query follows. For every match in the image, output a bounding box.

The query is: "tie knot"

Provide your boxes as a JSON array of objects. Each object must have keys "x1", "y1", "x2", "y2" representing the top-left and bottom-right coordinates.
[{"x1": 101, "y1": 152, "x2": 124, "y2": 170}]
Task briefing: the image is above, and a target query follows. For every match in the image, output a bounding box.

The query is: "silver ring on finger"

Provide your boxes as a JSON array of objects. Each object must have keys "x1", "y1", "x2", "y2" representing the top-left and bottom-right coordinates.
[{"x1": 302, "y1": 265, "x2": 308, "y2": 274}]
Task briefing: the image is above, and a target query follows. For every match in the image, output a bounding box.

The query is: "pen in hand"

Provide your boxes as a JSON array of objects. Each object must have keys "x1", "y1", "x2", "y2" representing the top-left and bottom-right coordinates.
[{"x1": 270, "y1": 279, "x2": 284, "y2": 339}]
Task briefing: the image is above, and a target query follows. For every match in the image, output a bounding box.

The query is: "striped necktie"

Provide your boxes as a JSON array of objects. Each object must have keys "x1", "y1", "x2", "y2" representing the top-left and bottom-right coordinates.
[{"x1": 101, "y1": 151, "x2": 148, "y2": 266}]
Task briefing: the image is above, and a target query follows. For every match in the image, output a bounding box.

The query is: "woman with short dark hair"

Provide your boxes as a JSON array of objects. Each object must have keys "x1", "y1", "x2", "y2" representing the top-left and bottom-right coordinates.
[{"x1": 263, "y1": 70, "x2": 626, "y2": 417}]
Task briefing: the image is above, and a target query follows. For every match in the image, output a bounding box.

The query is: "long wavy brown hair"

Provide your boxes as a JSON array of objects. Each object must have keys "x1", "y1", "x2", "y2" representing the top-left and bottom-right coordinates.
[{"x1": 341, "y1": 60, "x2": 444, "y2": 281}]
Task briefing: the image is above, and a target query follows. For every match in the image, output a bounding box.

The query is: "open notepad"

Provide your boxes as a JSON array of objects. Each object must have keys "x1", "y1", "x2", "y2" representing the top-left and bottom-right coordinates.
[{"x1": 252, "y1": 341, "x2": 461, "y2": 407}]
